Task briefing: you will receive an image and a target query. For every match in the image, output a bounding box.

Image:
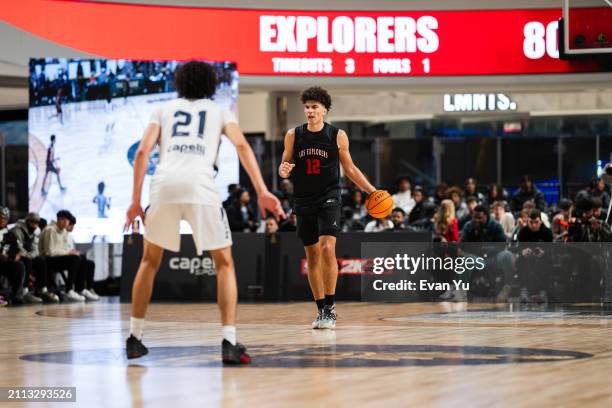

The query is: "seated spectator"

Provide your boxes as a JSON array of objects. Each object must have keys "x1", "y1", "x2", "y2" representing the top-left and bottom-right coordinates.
[
  {"x1": 464, "y1": 178, "x2": 485, "y2": 204},
  {"x1": 512, "y1": 209, "x2": 530, "y2": 242},
  {"x1": 66, "y1": 216, "x2": 99, "y2": 301},
  {"x1": 364, "y1": 216, "x2": 393, "y2": 232},
  {"x1": 39, "y1": 210, "x2": 86, "y2": 302},
  {"x1": 8, "y1": 212, "x2": 58, "y2": 303},
  {"x1": 434, "y1": 199, "x2": 459, "y2": 242},
  {"x1": 407, "y1": 186, "x2": 431, "y2": 224},
  {"x1": 517, "y1": 209, "x2": 553, "y2": 243},
  {"x1": 592, "y1": 197, "x2": 605, "y2": 221},
  {"x1": 389, "y1": 208, "x2": 407, "y2": 231},
  {"x1": 343, "y1": 190, "x2": 368, "y2": 221},
  {"x1": 0, "y1": 206, "x2": 26, "y2": 306},
  {"x1": 276, "y1": 179, "x2": 295, "y2": 214},
  {"x1": 576, "y1": 176, "x2": 610, "y2": 214},
  {"x1": 264, "y1": 217, "x2": 279, "y2": 234},
  {"x1": 460, "y1": 205, "x2": 506, "y2": 243},
  {"x1": 446, "y1": 186, "x2": 469, "y2": 220},
  {"x1": 484, "y1": 183, "x2": 509, "y2": 208},
  {"x1": 391, "y1": 176, "x2": 415, "y2": 215},
  {"x1": 431, "y1": 182, "x2": 449, "y2": 206},
  {"x1": 522, "y1": 200, "x2": 550, "y2": 228},
  {"x1": 226, "y1": 188, "x2": 259, "y2": 232},
  {"x1": 491, "y1": 201, "x2": 515, "y2": 240},
  {"x1": 279, "y1": 211, "x2": 298, "y2": 232},
  {"x1": 516, "y1": 209, "x2": 553, "y2": 303},
  {"x1": 552, "y1": 198, "x2": 572, "y2": 242},
  {"x1": 511, "y1": 175, "x2": 547, "y2": 212},
  {"x1": 341, "y1": 208, "x2": 365, "y2": 232},
  {"x1": 458, "y1": 196, "x2": 479, "y2": 230},
  {"x1": 222, "y1": 184, "x2": 241, "y2": 209}
]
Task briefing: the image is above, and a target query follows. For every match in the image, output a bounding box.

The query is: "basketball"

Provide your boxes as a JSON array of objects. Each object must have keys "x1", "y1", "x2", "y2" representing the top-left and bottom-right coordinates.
[{"x1": 366, "y1": 190, "x2": 394, "y2": 218}]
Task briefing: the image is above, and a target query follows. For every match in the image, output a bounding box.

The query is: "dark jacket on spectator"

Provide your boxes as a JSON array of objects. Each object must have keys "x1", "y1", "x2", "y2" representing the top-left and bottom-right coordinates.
[
  {"x1": 517, "y1": 225, "x2": 553, "y2": 242},
  {"x1": 460, "y1": 218, "x2": 507, "y2": 242},
  {"x1": 408, "y1": 200, "x2": 433, "y2": 224},
  {"x1": 226, "y1": 201, "x2": 258, "y2": 232},
  {"x1": 511, "y1": 187, "x2": 547, "y2": 212}
]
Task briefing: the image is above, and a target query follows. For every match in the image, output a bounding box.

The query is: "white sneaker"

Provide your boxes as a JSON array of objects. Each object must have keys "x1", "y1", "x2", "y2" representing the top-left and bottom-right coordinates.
[
  {"x1": 318, "y1": 305, "x2": 337, "y2": 329},
  {"x1": 23, "y1": 291, "x2": 43, "y2": 304},
  {"x1": 311, "y1": 309, "x2": 323, "y2": 329},
  {"x1": 81, "y1": 289, "x2": 100, "y2": 301},
  {"x1": 66, "y1": 289, "x2": 85, "y2": 302}
]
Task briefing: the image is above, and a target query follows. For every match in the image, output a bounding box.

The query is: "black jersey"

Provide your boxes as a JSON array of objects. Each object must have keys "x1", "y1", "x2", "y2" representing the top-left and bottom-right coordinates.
[{"x1": 291, "y1": 122, "x2": 341, "y2": 213}]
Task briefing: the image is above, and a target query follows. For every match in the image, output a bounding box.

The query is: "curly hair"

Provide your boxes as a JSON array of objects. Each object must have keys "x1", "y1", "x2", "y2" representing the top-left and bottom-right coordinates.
[
  {"x1": 301, "y1": 86, "x2": 332, "y2": 110},
  {"x1": 174, "y1": 61, "x2": 217, "y2": 100}
]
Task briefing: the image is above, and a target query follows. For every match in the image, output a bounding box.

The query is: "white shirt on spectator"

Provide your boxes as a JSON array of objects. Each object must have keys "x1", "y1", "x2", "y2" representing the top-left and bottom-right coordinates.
[
  {"x1": 364, "y1": 219, "x2": 393, "y2": 232},
  {"x1": 39, "y1": 221, "x2": 70, "y2": 257},
  {"x1": 392, "y1": 191, "x2": 415, "y2": 215}
]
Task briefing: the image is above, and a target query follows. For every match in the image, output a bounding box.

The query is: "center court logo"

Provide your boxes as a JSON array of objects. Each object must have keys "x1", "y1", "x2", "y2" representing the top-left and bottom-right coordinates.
[{"x1": 169, "y1": 257, "x2": 216, "y2": 276}]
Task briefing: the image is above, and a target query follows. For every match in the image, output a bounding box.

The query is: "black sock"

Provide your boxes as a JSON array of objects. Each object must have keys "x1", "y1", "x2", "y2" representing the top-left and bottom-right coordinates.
[
  {"x1": 325, "y1": 294, "x2": 335, "y2": 307},
  {"x1": 315, "y1": 298, "x2": 325, "y2": 311}
]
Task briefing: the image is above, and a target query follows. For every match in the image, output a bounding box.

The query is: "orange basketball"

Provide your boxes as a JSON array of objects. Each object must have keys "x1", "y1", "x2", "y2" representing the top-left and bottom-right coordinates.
[{"x1": 366, "y1": 190, "x2": 394, "y2": 218}]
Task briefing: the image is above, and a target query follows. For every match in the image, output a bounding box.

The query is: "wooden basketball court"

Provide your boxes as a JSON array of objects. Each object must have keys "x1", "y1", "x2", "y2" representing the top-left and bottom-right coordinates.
[{"x1": 1, "y1": 300, "x2": 611, "y2": 407}]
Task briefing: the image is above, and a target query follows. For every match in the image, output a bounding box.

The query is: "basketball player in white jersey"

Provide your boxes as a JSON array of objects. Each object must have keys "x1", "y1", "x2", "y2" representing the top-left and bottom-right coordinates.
[{"x1": 124, "y1": 61, "x2": 284, "y2": 364}]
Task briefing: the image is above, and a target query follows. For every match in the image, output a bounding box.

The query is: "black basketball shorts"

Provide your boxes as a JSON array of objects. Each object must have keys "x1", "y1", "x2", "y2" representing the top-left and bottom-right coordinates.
[{"x1": 296, "y1": 201, "x2": 341, "y2": 247}]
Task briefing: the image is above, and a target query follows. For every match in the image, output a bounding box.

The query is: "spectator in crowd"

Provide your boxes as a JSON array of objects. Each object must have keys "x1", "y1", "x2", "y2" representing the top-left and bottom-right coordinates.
[
  {"x1": 511, "y1": 175, "x2": 547, "y2": 212},
  {"x1": 364, "y1": 216, "x2": 393, "y2": 232},
  {"x1": 434, "y1": 199, "x2": 459, "y2": 242},
  {"x1": 568, "y1": 196, "x2": 612, "y2": 242},
  {"x1": 458, "y1": 196, "x2": 479, "y2": 230},
  {"x1": 461, "y1": 205, "x2": 506, "y2": 243},
  {"x1": 517, "y1": 209, "x2": 553, "y2": 243},
  {"x1": 465, "y1": 178, "x2": 485, "y2": 204},
  {"x1": 512, "y1": 209, "x2": 530, "y2": 242},
  {"x1": 522, "y1": 200, "x2": 550, "y2": 228},
  {"x1": 0, "y1": 206, "x2": 26, "y2": 306},
  {"x1": 39, "y1": 210, "x2": 86, "y2": 302},
  {"x1": 446, "y1": 186, "x2": 469, "y2": 220},
  {"x1": 516, "y1": 209, "x2": 553, "y2": 303},
  {"x1": 222, "y1": 184, "x2": 241, "y2": 209},
  {"x1": 343, "y1": 190, "x2": 368, "y2": 221},
  {"x1": 7, "y1": 212, "x2": 59, "y2": 303},
  {"x1": 279, "y1": 211, "x2": 298, "y2": 232},
  {"x1": 491, "y1": 201, "x2": 515, "y2": 240},
  {"x1": 484, "y1": 183, "x2": 509, "y2": 208},
  {"x1": 576, "y1": 176, "x2": 610, "y2": 214},
  {"x1": 552, "y1": 198, "x2": 572, "y2": 242},
  {"x1": 65, "y1": 216, "x2": 100, "y2": 301},
  {"x1": 431, "y1": 182, "x2": 449, "y2": 206},
  {"x1": 390, "y1": 208, "x2": 408, "y2": 231},
  {"x1": 592, "y1": 197, "x2": 605, "y2": 221},
  {"x1": 341, "y1": 208, "x2": 365, "y2": 232},
  {"x1": 407, "y1": 186, "x2": 430, "y2": 224},
  {"x1": 264, "y1": 217, "x2": 279, "y2": 234},
  {"x1": 226, "y1": 188, "x2": 259, "y2": 232},
  {"x1": 275, "y1": 179, "x2": 295, "y2": 214},
  {"x1": 391, "y1": 176, "x2": 415, "y2": 215}
]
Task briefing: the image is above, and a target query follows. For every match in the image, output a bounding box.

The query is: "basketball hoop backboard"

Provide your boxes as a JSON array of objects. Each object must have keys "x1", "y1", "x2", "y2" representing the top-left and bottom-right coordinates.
[{"x1": 562, "y1": 0, "x2": 612, "y2": 55}]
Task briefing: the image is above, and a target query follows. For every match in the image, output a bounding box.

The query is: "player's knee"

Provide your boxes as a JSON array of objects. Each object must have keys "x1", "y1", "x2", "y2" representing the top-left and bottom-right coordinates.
[{"x1": 320, "y1": 241, "x2": 336, "y2": 257}]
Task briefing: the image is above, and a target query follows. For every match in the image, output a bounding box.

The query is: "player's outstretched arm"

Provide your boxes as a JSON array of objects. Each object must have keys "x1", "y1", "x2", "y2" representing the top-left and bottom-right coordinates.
[
  {"x1": 279, "y1": 129, "x2": 295, "y2": 179},
  {"x1": 224, "y1": 122, "x2": 285, "y2": 220},
  {"x1": 338, "y1": 130, "x2": 376, "y2": 195},
  {"x1": 124, "y1": 123, "x2": 159, "y2": 231}
]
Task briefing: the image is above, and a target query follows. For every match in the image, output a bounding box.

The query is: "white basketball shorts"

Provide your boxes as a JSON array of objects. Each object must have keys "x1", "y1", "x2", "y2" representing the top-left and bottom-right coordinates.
[{"x1": 143, "y1": 203, "x2": 232, "y2": 254}]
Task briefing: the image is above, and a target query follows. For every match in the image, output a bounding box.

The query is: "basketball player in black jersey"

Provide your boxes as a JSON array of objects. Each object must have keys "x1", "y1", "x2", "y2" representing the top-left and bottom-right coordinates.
[{"x1": 279, "y1": 87, "x2": 376, "y2": 329}]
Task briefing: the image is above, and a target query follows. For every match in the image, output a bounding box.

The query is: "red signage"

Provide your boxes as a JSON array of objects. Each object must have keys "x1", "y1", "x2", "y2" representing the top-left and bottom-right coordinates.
[{"x1": 2, "y1": 1, "x2": 606, "y2": 76}]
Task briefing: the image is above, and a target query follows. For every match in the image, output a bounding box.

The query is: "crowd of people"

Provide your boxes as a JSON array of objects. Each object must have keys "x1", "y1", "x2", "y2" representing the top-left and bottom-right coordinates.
[{"x1": 0, "y1": 207, "x2": 99, "y2": 307}]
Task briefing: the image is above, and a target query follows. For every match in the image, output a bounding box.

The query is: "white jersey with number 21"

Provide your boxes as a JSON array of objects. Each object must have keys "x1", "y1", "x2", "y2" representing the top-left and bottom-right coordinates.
[{"x1": 148, "y1": 98, "x2": 237, "y2": 206}]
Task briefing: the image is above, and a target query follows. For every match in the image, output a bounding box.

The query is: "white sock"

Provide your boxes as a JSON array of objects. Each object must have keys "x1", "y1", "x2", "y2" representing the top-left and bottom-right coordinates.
[
  {"x1": 222, "y1": 326, "x2": 236, "y2": 346},
  {"x1": 130, "y1": 317, "x2": 144, "y2": 340}
]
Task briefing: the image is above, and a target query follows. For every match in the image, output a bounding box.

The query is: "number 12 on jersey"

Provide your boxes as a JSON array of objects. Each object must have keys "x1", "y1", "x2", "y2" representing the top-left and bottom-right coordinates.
[{"x1": 306, "y1": 158, "x2": 320, "y2": 174}]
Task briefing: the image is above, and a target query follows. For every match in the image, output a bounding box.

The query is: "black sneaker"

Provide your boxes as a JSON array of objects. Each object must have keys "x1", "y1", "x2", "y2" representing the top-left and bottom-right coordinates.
[
  {"x1": 126, "y1": 335, "x2": 148, "y2": 359},
  {"x1": 319, "y1": 305, "x2": 337, "y2": 329},
  {"x1": 222, "y1": 339, "x2": 251, "y2": 365}
]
